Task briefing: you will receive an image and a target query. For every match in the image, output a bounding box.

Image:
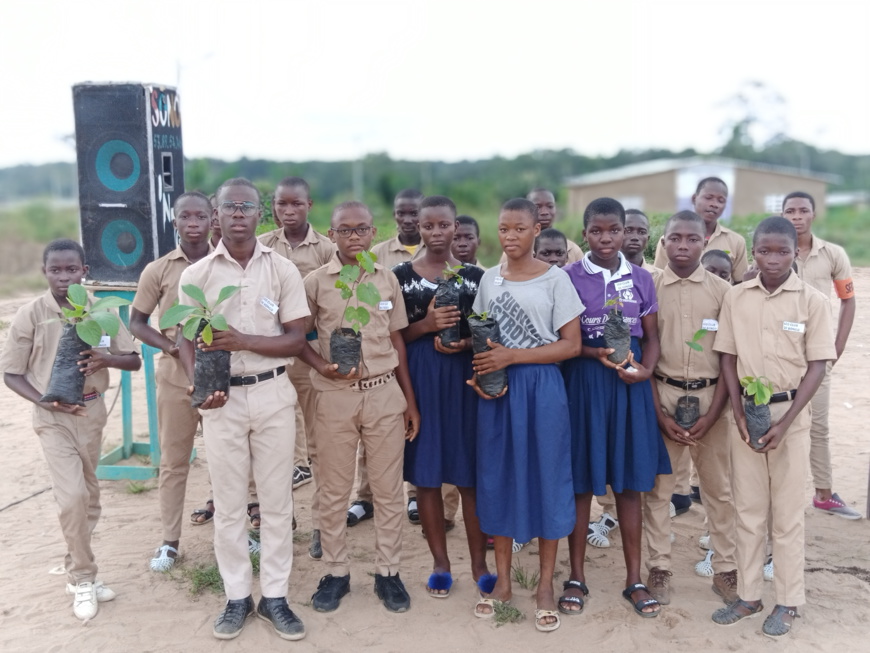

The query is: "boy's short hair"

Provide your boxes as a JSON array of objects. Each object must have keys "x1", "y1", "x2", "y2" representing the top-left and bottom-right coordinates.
[
  {"x1": 625, "y1": 208, "x2": 649, "y2": 220},
  {"x1": 535, "y1": 228, "x2": 567, "y2": 252},
  {"x1": 695, "y1": 176, "x2": 728, "y2": 194},
  {"x1": 701, "y1": 249, "x2": 732, "y2": 268},
  {"x1": 456, "y1": 215, "x2": 479, "y2": 235},
  {"x1": 173, "y1": 191, "x2": 212, "y2": 216},
  {"x1": 753, "y1": 216, "x2": 798, "y2": 248},
  {"x1": 331, "y1": 200, "x2": 372, "y2": 220},
  {"x1": 527, "y1": 187, "x2": 555, "y2": 198},
  {"x1": 420, "y1": 195, "x2": 457, "y2": 216},
  {"x1": 501, "y1": 198, "x2": 539, "y2": 222},
  {"x1": 665, "y1": 210, "x2": 705, "y2": 233},
  {"x1": 43, "y1": 238, "x2": 85, "y2": 265},
  {"x1": 583, "y1": 197, "x2": 625, "y2": 227},
  {"x1": 215, "y1": 177, "x2": 261, "y2": 202},
  {"x1": 395, "y1": 188, "x2": 424, "y2": 202},
  {"x1": 782, "y1": 191, "x2": 815, "y2": 212},
  {"x1": 275, "y1": 176, "x2": 311, "y2": 196}
]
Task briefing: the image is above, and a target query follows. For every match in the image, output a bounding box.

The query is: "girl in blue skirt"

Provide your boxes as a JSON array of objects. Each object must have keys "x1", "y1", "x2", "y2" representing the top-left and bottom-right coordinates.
[
  {"x1": 469, "y1": 198, "x2": 583, "y2": 633},
  {"x1": 560, "y1": 197, "x2": 670, "y2": 618},
  {"x1": 394, "y1": 195, "x2": 489, "y2": 599}
]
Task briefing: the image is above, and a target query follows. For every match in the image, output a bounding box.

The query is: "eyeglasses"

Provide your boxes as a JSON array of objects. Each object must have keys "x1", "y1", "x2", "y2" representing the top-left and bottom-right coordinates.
[
  {"x1": 331, "y1": 226, "x2": 372, "y2": 238},
  {"x1": 219, "y1": 201, "x2": 259, "y2": 216}
]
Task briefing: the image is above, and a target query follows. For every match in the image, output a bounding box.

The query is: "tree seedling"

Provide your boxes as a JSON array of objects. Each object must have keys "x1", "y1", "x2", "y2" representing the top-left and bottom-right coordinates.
[
  {"x1": 159, "y1": 284, "x2": 242, "y2": 344},
  {"x1": 335, "y1": 251, "x2": 382, "y2": 334},
  {"x1": 740, "y1": 375, "x2": 774, "y2": 406},
  {"x1": 52, "y1": 283, "x2": 130, "y2": 346},
  {"x1": 675, "y1": 328, "x2": 709, "y2": 429}
]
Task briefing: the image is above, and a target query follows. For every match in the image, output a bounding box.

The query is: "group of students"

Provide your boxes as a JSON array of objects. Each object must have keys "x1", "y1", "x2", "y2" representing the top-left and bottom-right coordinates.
[{"x1": 0, "y1": 173, "x2": 859, "y2": 643}]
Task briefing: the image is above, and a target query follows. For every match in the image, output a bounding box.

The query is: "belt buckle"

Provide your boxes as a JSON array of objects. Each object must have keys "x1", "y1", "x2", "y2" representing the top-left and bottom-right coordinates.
[{"x1": 240, "y1": 375, "x2": 256, "y2": 386}]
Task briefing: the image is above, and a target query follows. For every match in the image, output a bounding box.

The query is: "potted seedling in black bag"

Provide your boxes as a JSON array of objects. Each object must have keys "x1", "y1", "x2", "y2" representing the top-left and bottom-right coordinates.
[
  {"x1": 674, "y1": 328, "x2": 708, "y2": 429},
  {"x1": 160, "y1": 284, "x2": 242, "y2": 408},
  {"x1": 740, "y1": 375, "x2": 774, "y2": 450},
  {"x1": 435, "y1": 262, "x2": 464, "y2": 346},
  {"x1": 41, "y1": 283, "x2": 131, "y2": 406},
  {"x1": 331, "y1": 250, "x2": 381, "y2": 375},
  {"x1": 467, "y1": 311, "x2": 507, "y2": 397},
  {"x1": 602, "y1": 296, "x2": 631, "y2": 365}
]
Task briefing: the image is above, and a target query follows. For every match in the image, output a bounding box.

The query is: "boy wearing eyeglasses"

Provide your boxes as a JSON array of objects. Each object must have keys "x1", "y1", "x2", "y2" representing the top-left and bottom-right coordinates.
[
  {"x1": 299, "y1": 201, "x2": 420, "y2": 613},
  {"x1": 177, "y1": 178, "x2": 310, "y2": 641}
]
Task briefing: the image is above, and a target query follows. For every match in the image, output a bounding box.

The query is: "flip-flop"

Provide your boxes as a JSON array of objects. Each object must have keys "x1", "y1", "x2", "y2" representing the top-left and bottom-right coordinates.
[
  {"x1": 477, "y1": 573, "x2": 497, "y2": 596},
  {"x1": 474, "y1": 597, "x2": 509, "y2": 619},
  {"x1": 622, "y1": 583, "x2": 661, "y2": 618},
  {"x1": 535, "y1": 609, "x2": 560, "y2": 632},
  {"x1": 426, "y1": 572, "x2": 453, "y2": 598},
  {"x1": 558, "y1": 579, "x2": 589, "y2": 615},
  {"x1": 150, "y1": 545, "x2": 178, "y2": 572},
  {"x1": 190, "y1": 499, "x2": 214, "y2": 525}
]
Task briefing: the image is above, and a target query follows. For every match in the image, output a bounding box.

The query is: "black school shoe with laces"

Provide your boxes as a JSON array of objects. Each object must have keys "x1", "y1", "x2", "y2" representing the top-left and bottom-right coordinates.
[
  {"x1": 312, "y1": 574, "x2": 351, "y2": 612},
  {"x1": 257, "y1": 596, "x2": 306, "y2": 640},
  {"x1": 213, "y1": 595, "x2": 254, "y2": 640},
  {"x1": 374, "y1": 573, "x2": 411, "y2": 612}
]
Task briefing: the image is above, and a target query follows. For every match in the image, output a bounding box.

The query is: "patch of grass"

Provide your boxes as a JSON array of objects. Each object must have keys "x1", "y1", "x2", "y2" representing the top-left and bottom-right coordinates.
[
  {"x1": 493, "y1": 601, "x2": 525, "y2": 626},
  {"x1": 135, "y1": 454, "x2": 151, "y2": 466},
  {"x1": 126, "y1": 481, "x2": 155, "y2": 494},
  {"x1": 182, "y1": 563, "x2": 224, "y2": 595},
  {"x1": 250, "y1": 551, "x2": 260, "y2": 574},
  {"x1": 0, "y1": 319, "x2": 9, "y2": 330},
  {"x1": 511, "y1": 563, "x2": 540, "y2": 591},
  {"x1": 292, "y1": 529, "x2": 310, "y2": 544}
]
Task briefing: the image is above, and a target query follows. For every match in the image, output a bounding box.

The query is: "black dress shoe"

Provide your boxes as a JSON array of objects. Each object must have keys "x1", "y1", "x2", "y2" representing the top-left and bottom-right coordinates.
[
  {"x1": 374, "y1": 573, "x2": 411, "y2": 612},
  {"x1": 670, "y1": 493, "x2": 692, "y2": 516},
  {"x1": 213, "y1": 595, "x2": 254, "y2": 640},
  {"x1": 257, "y1": 596, "x2": 306, "y2": 641},
  {"x1": 346, "y1": 500, "x2": 374, "y2": 527},
  {"x1": 312, "y1": 574, "x2": 351, "y2": 612}
]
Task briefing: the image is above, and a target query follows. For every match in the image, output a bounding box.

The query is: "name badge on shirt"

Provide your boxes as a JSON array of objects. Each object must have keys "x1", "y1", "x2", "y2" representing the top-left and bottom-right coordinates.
[
  {"x1": 97, "y1": 335, "x2": 111, "y2": 348},
  {"x1": 494, "y1": 276, "x2": 504, "y2": 286},
  {"x1": 260, "y1": 296, "x2": 279, "y2": 315},
  {"x1": 783, "y1": 321, "x2": 805, "y2": 333},
  {"x1": 378, "y1": 300, "x2": 393, "y2": 310},
  {"x1": 702, "y1": 319, "x2": 719, "y2": 331},
  {"x1": 614, "y1": 279, "x2": 634, "y2": 291},
  {"x1": 421, "y1": 279, "x2": 438, "y2": 290}
]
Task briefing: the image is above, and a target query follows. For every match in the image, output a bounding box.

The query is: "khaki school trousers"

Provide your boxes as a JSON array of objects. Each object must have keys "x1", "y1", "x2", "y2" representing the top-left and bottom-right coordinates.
[
  {"x1": 288, "y1": 360, "x2": 321, "y2": 529},
  {"x1": 809, "y1": 361, "x2": 833, "y2": 490}
]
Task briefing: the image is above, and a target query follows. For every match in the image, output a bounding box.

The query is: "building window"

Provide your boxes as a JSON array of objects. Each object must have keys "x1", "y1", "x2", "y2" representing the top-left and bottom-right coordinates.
[{"x1": 765, "y1": 194, "x2": 785, "y2": 214}]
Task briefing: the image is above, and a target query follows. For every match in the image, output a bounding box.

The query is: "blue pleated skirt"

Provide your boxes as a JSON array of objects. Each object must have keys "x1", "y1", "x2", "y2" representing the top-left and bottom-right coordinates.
[
  {"x1": 403, "y1": 337, "x2": 478, "y2": 488},
  {"x1": 476, "y1": 363, "x2": 576, "y2": 543},
  {"x1": 563, "y1": 336, "x2": 671, "y2": 495}
]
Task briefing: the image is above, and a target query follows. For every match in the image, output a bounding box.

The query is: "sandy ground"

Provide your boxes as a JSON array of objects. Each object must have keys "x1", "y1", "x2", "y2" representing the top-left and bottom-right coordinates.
[{"x1": 1, "y1": 271, "x2": 869, "y2": 653}]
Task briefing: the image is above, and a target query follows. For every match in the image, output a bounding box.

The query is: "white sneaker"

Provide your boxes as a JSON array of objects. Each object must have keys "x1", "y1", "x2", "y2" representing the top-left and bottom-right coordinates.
[
  {"x1": 66, "y1": 580, "x2": 116, "y2": 603},
  {"x1": 699, "y1": 533, "x2": 711, "y2": 550},
  {"x1": 71, "y1": 581, "x2": 99, "y2": 620},
  {"x1": 694, "y1": 549, "x2": 714, "y2": 577},
  {"x1": 587, "y1": 512, "x2": 618, "y2": 548},
  {"x1": 763, "y1": 556, "x2": 774, "y2": 582},
  {"x1": 669, "y1": 502, "x2": 676, "y2": 518}
]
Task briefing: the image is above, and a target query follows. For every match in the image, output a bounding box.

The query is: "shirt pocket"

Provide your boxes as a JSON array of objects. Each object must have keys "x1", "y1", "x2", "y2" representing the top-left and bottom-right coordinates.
[{"x1": 774, "y1": 327, "x2": 806, "y2": 373}]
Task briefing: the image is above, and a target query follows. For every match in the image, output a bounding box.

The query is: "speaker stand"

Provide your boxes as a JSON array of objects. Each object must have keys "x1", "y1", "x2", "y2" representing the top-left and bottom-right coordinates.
[{"x1": 93, "y1": 292, "x2": 197, "y2": 480}]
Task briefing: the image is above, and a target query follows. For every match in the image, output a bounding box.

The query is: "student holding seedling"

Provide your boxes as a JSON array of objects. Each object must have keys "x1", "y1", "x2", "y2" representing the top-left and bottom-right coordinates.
[
  {"x1": 392, "y1": 195, "x2": 489, "y2": 599},
  {"x1": 175, "y1": 178, "x2": 310, "y2": 642},
  {"x1": 653, "y1": 177, "x2": 748, "y2": 283},
  {"x1": 300, "y1": 200, "x2": 419, "y2": 614},
  {"x1": 561, "y1": 198, "x2": 668, "y2": 619},
  {"x1": 470, "y1": 198, "x2": 582, "y2": 633},
  {"x1": 711, "y1": 216, "x2": 835, "y2": 639},
  {"x1": 130, "y1": 191, "x2": 213, "y2": 572},
  {"x1": 642, "y1": 211, "x2": 738, "y2": 606},
  {"x1": 0, "y1": 239, "x2": 140, "y2": 621}
]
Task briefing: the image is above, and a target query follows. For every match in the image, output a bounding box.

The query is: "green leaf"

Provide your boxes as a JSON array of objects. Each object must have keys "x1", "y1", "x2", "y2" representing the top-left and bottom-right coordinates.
[
  {"x1": 75, "y1": 320, "x2": 103, "y2": 347},
  {"x1": 685, "y1": 341, "x2": 703, "y2": 352},
  {"x1": 182, "y1": 317, "x2": 202, "y2": 341},
  {"x1": 89, "y1": 296, "x2": 132, "y2": 312},
  {"x1": 159, "y1": 304, "x2": 198, "y2": 329},
  {"x1": 201, "y1": 323, "x2": 213, "y2": 346},
  {"x1": 692, "y1": 328, "x2": 708, "y2": 343},
  {"x1": 210, "y1": 314, "x2": 229, "y2": 331},
  {"x1": 339, "y1": 286, "x2": 353, "y2": 300},
  {"x1": 62, "y1": 307, "x2": 78, "y2": 319},
  {"x1": 344, "y1": 306, "x2": 371, "y2": 332},
  {"x1": 90, "y1": 311, "x2": 121, "y2": 337},
  {"x1": 68, "y1": 284, "x2": 88, "y2": 308},
  {"x1": 356, "y1": 281, "x2": 382, "y2": 307},
  {"x1": 182, "y1": 284, "x2": 208, "y2": 308},
  {"x1": 357, "y1": 250, "x2": 376, "y2": 274},
  {"x1": 338, "y1": 265, "x2": 359, "y2": 287},
  {"x1": 739, "y1": 376, "x2": 754, "y2": 389},
  {"x1": 214, "y1": 285, "x2": 242, "y2": 308}
]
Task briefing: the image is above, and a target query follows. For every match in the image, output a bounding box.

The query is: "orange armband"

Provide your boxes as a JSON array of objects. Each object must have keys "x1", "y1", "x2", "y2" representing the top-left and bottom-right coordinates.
[{"x1": 834, "y1": 278, "x2": 855, "y2": 300}]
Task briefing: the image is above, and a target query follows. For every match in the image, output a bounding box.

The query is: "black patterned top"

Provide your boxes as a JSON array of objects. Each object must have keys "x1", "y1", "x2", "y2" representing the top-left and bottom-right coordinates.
[{"x1": 392, "y1": 262, "x2": 484, "y2": 339}]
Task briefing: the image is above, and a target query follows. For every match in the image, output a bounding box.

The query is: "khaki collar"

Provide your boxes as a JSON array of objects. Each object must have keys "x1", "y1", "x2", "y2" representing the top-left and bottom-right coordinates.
[
  {"x1": 324, "y1": 251, "x2": 385, "y2": 274},
  {"x1": 661, "y1": 262, "x2": 707, "y2": 285},
  {"x1": 744, "y1": 269, "x2": 803, "y2": 297},
  {"x1": 213, "y1": 237, "x2": 270, "y2": 264}
]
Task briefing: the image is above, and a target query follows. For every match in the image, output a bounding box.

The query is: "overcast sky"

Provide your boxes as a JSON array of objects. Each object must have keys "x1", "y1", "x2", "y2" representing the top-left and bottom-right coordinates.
[{"x1": 1, "y1": 0, "x2": 868, "y2": 167}]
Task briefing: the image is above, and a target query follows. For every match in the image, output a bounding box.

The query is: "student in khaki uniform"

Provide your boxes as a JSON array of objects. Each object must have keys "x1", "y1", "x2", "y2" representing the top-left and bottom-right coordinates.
[
  {"x1": 131, "y1": 191, "x2": 212, "y2": 572},
  {"x1": 1, "y1": 239, "x2": 140, "y2": 621},
  {"x1": 711, "y1": 217, "x2": 835, "y2": 639},
  {"x1": 782, "y1": 191, "x2": 860, "y2": 519},
  {"x1": 642, "y1": 211, "x2": 738, "y2": 605},
  {"x1": 500, "y1": 188, "x2": 583, "y2": 266},
  {"x1": 178, "y1": 178, "x2": 309, "y2": 642},
  {"x1": 654, "y1": 177, "x2": 749, "y2": 283},
  {"x1": 301, "y1": 201, "x2": 420, "y2": 614},
  {"x1": 258, "y1": 176, "x2": 337, "y2": 555}
]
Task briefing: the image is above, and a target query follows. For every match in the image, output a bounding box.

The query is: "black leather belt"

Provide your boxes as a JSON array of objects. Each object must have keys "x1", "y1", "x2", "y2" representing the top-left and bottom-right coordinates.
[
  {"x1": 654, "y1": 375, "x2": 718, "y2": 391},
  {"x1": 230, "y1": 366, "x2": 286, "y2": 387},
  {"x1": 744, "y1": 388, "x2": 796, "y2": 403}
]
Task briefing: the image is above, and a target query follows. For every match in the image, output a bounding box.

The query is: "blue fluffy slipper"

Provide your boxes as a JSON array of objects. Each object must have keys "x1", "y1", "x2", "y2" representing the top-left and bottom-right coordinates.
[
  {"x1": 477, "y1": 573, "x2": 497, "y2": 596},
  {"x1": 427, "y1": 572, "x2": 453, "y2": 598}
]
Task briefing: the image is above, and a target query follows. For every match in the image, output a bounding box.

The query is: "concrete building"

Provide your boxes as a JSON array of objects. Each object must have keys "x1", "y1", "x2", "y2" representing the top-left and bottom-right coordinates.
[{"x1": 566, "y1": 157, "x2": 838, "y2": 218}]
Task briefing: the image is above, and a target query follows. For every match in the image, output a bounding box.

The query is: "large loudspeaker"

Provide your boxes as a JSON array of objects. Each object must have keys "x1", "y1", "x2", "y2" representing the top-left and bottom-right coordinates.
[{"x1": 73, "y1": 82, "x2": 184, "y2": 285}]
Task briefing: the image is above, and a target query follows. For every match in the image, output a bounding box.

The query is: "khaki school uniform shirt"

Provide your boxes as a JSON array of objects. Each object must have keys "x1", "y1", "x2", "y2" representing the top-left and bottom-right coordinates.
[
  {"x1": 654, "y1": 222, "x2": 749, "y2": 282},
  {"x1": 500, "y1": 238, "x2": 584, "y2": 266},
  {"x1": 795, "y1": 235, "x2": 855, "y2": 301},
  {"x1": 654, "y1": 265, "x2": 731, "y2": 381},
  {"x1": 178, "y1": 239, "x2": 309, "y2": 376},
  {"x1": 714, "y1": 272, "x2": 836, "y2": 393},
  {"x1": 257, "y1": 225, "x2": 336, "y2": 277},
  {"x1": 371, "y1": 234, "x2": 427, "y2": 270},
  {"x1": 132, "y1": 244, "x2": 211, "y2": 387},
  {"x1": 303, "y1": 253, "x2": 408, "y2": 390},
  {"x1": 0, "y1": 291, "x2": 137, "y2": 413}
]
